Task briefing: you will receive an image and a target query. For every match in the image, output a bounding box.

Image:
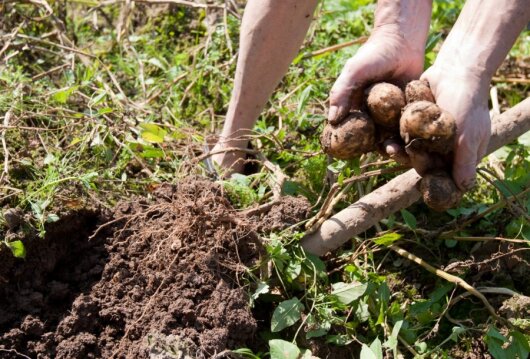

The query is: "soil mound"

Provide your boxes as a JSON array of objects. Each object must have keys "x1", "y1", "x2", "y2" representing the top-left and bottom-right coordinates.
[{"x1": 0, "y1": 179, "x2": 262, "y2": 358}]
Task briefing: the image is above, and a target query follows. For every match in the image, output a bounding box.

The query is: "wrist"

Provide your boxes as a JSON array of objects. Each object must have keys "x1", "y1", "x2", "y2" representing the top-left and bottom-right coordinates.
[
  {"x1": 373, "y1": 0, "x2": 432, "y2": 53},
  {"x1": 434, "y1": 41, "x2": 497, "y2": 82},
  {"x1": 423, "y1": 63, "x2": 491, "y2": 107}
]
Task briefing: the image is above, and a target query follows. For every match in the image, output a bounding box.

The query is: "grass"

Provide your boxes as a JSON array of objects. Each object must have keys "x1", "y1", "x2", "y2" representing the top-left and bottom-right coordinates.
[{"x1": 0, "y1": 0, "x2": 529, "y2": 358}]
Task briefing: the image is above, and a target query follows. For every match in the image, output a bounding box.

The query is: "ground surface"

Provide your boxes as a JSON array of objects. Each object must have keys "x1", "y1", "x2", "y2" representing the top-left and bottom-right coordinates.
[
  {"x1": 0, "y1": 1, "x2": 529, "y2": 358},
  {"x1": 0, "y1": 179, "x2": 266, "y2": 358}
]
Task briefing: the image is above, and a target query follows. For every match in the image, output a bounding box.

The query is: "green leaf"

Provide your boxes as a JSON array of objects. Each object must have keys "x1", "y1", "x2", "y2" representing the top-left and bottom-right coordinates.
[
  {"x1": 269, "y1": 339, "x2": 300, "y2": 359},
  {"x1": 300, "y1": 349, "x2": 316, "y2": 359},
  {"x1": 148, "y1": 57, "x2": 167, "y2": 71},
  {"x1": 139, "y1": 123, "x2": 168, "y2": 144},
  {"x1": 331, "y1": 282, "x2": 368, "y2": 305},
  {"x1": 518, "y1": 131, "x2": 530, "y2": 146},
  {"x1": 384, "y1": 320, "x2": 403, "y2": 358},
  {"x1": 53, "y1": 85, "x2": 79, "y2": 104},
  {"x1": 252, "y1": 282, "x2": 269, "y2": 301},
  {"x1": 449, "y1": 326, "x2": 466, "y2": 342},
  {"x1": 510, "y1": 331, "x2": 530, "y2": 359},
  {"x1": 97, "y1": 107, "x2": 113, "y2": 115},
  {"x1": 485, "y1": 327, "x2": 508, "y2": 359},
  {"x1": 271, "y1": 298, "x2": 304, "y2": 332},
  {"x1": 141, "y1": 131, "x2": 164, "y2": 144},
  {"x1": 369, "y1": 338, "x2": 383, "y2": 359},
  {"x1": 400, "y1": 209, "x2": 417, "y2": 229},
  {"x1": 296, "y1": 85, "x2": 312, "y2": 115},
  {"x1": 231, "y1": 348, "x2": 261, "y2": 359},
  {"x1": 6, "y1": 240, "x2": 26, "y2": 259},
  {"x1": 140, "y1": 147, "x2": 164, "y2": 159},
  {"x1": 306, "y1": 327, "x2": 328, "y2": 339},
  {"x1": 360, "y1": 345, "x2": 378, "y2": 359},
  {"x1": 373, "y1": 232, "x2": 402, "y2": 246}
]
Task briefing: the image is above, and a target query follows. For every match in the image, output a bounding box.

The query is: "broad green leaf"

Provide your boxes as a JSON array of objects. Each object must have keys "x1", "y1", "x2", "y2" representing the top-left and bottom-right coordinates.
[
  {"x1": 271, "y1": 298, "x2": 304, "y2": 332},
  {"x1": 373, "y1": 232, "x2": 402, "y2": 246},
  {"x1": 487, "y1": 327, "x2": 508, "y2": 342},
  {"x1": 140, "y1": 123, "x2": 167, "y2": 144},
  {"x1": 300, "y1": 349, "x2": 317, "y2": 359},
  {"x1": 306, "y1": 327, "x2": 328, "y2": 339},
  {"x1": 511, "y1": 331, "x2": 530, "y2": 359},
  {"x1": 360, "y1": 345, "x2": 378, "y2": 359},
  {"x1": 269, "y1": 339, "x2": 300, "y2": 359},
  {"x1": 369, "y1": 338, "x2": 383, "y2": 359},
  {"x1": 400, "y1": 209, "x2": 417, "y2": 229},
  {"x1": 485, "y1": 327, "x2": 508, "y2": 359},
  {"x1": 6, "y1": 240, "x2": 26, "y2": 259},
  {"x1": 331, "y1": 282, "x2": 368, "y2": 305},
  {"x1": 141, "y1": 131, "x2": 164, "y2": 143}
]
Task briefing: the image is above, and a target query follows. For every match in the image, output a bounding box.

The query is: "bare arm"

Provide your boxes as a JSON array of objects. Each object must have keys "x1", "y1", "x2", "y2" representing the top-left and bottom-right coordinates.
[
  {"x1": 422, "y1": 0, "x2": 530, "y2": 190},
  {"x1": 436, "y1": 0, "x2": 530, "y2": 82}
]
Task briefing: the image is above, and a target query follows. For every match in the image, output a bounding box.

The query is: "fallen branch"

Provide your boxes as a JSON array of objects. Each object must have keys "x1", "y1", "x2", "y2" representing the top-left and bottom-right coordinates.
[{"x1": 302, "y1": 98, "x2": 530, "y2": 255}]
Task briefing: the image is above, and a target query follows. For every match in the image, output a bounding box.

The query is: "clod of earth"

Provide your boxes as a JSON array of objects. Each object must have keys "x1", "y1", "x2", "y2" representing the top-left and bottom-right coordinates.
[
  {"x1": 320, "y1": 111, "x2": 376, "y2": 159},
  {"x1": 366, "y1": 82, "x2": 406, "y2": 129}
]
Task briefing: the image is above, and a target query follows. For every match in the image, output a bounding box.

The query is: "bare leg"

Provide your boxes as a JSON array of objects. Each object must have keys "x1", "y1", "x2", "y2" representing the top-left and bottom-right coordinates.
[{"x1": 212, "y1": 0, "x2": 318, "y2": 175}]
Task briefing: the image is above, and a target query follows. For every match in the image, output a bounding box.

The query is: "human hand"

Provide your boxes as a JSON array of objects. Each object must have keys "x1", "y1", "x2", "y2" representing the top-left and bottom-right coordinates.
[
  {"x1": 328, "y1": 27, "x2": 425, "y2": 125},
  {"x1": 417, "y1": 65, "x2": 491, "y2": 191}
]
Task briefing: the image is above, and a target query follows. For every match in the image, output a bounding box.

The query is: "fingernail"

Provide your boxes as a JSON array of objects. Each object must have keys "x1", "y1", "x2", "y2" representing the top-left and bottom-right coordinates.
[{"x1": 328, "y1": 107, "x2": 338, "y2": 124}]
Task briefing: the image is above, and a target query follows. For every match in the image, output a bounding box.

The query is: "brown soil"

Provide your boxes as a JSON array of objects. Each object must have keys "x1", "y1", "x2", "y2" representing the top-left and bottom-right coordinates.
[
  {"x1": 250, "y1": 195, "x2": 311, "y2": 233},
  {"x1": 0, "y1": 178, "x2": 263, "y2": 358}
]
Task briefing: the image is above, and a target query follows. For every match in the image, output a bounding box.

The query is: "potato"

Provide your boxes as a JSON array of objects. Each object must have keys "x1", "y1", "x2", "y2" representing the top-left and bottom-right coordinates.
[
  {"x1": 320, "y1": 111, "x2": 376, "y2": 159},
  {"x1": 366, "y1": 83, "x2": 406, "y2": 129},
  {"x1": 399, "y1": 101, "x2": 456, "y2": 154},
  {"x1": 420, "y1": 170, "x2": 462, "y2": 211},
  {"x1": 405, "y1": 79, "x2": 435, "y2": 103}
]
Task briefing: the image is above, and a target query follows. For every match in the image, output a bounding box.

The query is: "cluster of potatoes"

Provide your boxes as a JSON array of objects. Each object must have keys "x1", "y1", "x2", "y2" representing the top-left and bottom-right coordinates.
[{"x1": 320, "y1": 80, "x2": 461, "y2": 211}]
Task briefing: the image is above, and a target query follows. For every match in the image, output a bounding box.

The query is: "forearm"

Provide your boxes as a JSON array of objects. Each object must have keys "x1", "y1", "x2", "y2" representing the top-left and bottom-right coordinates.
[
  {"x1": 221, "y1": 0, "x2": 318, "y2": 141},
  {"x1": 372, "y1": 0, "x2": 433, "y2": 53},
  {"x1": 435, "y1": 0, "x2": 530, "y2": 82}
]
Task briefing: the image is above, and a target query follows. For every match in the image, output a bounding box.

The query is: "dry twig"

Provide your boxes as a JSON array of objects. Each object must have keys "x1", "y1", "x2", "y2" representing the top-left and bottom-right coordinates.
[{"x1": 388, "y1": 244, "x2": 501, "y2": 322}]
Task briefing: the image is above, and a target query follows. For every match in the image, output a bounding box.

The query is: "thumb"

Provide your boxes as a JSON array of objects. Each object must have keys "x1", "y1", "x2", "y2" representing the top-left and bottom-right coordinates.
[{"x1": 328, "y1": 56, "x2": 375, "y2": 124}]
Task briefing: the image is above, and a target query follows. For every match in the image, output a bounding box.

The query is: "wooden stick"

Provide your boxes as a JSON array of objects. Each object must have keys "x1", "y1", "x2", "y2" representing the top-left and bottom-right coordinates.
[{"x1": 301, "y1": 98, "x2": 530, "y2": 255}]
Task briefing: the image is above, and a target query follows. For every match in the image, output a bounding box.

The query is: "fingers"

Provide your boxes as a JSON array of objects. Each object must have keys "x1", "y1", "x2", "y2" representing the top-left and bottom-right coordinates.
[
  {"x1": 382, "y1": 139, "x2": 411, "y2": 166},
  {"x1": 328, "y1": 51, "x2": 380, "y2": 124},
  {"x1": 406, "y1": 148, "x2": 447, "y2": 176},
  {"x1": 477, "y1": 131, "x2": 490, "y2": 161},
  {"x1": 452, "y1": 138, "x2": 478, "y2": 191}
]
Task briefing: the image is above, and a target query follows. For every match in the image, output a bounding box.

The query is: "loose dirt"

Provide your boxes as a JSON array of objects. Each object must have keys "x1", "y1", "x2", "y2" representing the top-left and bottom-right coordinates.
[{"x1": 0, "y1": 178, "x2": 270, "y2": 358}]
